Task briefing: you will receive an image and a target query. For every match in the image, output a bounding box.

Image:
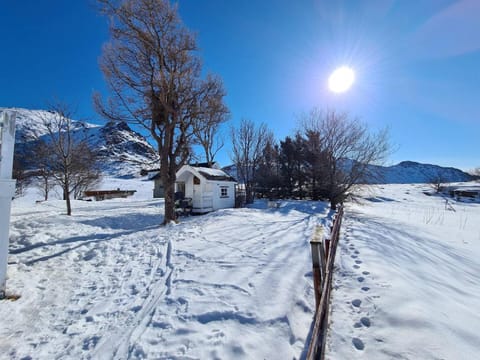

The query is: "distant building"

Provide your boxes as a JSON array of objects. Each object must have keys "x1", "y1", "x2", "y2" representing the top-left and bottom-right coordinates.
[
  {"x1": 450, "y1": 186, "x2": 480, "y2": 201},
  {"x1": 83, "y1": 189, "x2": 136, "y2": 201},
  {"x1": 146, "y1": 170, "x2": 164, "y2": 198}
]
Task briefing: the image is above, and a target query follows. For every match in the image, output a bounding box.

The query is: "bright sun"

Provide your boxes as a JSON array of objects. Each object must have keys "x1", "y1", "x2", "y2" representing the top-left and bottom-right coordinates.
[{"x1": 328, "y1": 66, "x2": 355, "y2": 93}]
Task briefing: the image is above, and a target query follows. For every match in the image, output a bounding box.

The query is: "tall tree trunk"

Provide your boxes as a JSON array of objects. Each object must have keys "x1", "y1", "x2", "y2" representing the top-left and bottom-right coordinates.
[
  {"x1": 44, "y1": 177, "x2": 49, "y2": 201},
  {"x1": 65, "y1": 177, "x2": 72, "y2": 216},
  {"x1": 163, "y1": 180, "x2": 176, "y2": 224},
  {"x1": 160, "y1": 154, "x2": 178, "y2": 224},
  {"x1": 246, "y1": 182, "x2": 255, "y2": 204},
  {"x1": 330, "y1": 200, "x2": 337, "y2": 211}
]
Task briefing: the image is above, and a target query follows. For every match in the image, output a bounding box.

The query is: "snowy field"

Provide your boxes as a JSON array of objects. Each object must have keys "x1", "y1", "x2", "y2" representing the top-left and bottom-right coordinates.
[
  {"x1": 1, "y1": 178, "x2": 329, "y2": 359},
  {"x1": 2, "y1": 179, "x2": 480, "y2": 359},
  {"x1": 326, "y1": 183, "x2": 480, "y2": 359}
]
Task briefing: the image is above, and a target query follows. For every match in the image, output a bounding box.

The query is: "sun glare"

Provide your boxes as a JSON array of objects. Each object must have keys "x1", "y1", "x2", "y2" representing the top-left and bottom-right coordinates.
[{"x1": 328, "y1": 66, "x2": 355, "y2": 93}]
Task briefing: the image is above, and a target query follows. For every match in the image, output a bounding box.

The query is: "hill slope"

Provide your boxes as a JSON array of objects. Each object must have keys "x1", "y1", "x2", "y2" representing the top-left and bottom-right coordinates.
[
  {"x1": 369, "y1": 161, "x2": 473, "y2": 184},
  {"x1": 2, "y1": 107, "x2": 159, "y2": 178}
]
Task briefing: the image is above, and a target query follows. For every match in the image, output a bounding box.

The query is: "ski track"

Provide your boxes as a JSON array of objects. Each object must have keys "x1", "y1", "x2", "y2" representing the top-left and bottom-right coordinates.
[{"x1": 3, "y1": 199, "x2": 327, "y2": 359}]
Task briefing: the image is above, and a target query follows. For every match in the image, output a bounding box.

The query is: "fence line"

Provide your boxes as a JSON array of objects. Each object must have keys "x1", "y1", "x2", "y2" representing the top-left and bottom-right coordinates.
[{"x1": 307, "y1": 206, "x2": 344, "y2": 360}]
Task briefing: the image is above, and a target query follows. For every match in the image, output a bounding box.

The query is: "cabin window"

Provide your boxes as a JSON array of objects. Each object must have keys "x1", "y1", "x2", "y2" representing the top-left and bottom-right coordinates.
[
  {"x1": 193, "y1": 176, "x2": 201, "y2": 185},
  {"x1": 220, "y1": 186, "x2": 229, "y2": 198}
]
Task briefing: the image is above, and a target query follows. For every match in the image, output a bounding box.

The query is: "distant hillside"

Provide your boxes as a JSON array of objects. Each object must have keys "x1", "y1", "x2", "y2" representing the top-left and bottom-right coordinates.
[
  {"x1": 222, "y1": 161, "x2": 474, "y2": 185},
  {"x1": 2, "y1": 107, "x2": 159, "y2": 178},
  {"x1": 368, "y1": 161, "x2": 474, "y2": 184}
]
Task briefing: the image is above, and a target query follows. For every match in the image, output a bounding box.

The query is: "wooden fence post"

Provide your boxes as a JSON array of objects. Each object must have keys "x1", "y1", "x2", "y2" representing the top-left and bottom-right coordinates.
[
  {"x1": 324, "y1": 238, "x2": 330, "y2": 262},
  {"x1": 307, "y1": 205, "x2": 344, "y2": 360},
  {"x1": 310, "y1": 226, "x2": 325, "y2": 308}
]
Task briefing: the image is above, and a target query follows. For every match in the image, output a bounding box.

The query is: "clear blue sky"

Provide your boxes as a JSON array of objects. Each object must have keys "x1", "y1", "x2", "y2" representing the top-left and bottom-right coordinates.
[{"x1": 1, "y1": 0, "x2": 479, "y2": 169}]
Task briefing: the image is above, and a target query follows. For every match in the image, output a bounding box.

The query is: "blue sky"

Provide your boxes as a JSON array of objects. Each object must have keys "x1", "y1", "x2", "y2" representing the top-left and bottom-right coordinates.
[{"x1": 1, "y1": 0, "x2": 479, "y2": 169}]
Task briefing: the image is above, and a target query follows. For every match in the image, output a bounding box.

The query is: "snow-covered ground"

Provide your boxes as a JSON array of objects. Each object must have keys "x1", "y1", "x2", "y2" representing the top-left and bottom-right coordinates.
[
  {"x1": 326, "y1": 183, "x2": 480, "y2": 359},
  {"x1": 3, "y1": 179, "x2": 480, "y2": 359},
  {"x1": 1, "y1": 177, "x2": 328, "y2": 359}
]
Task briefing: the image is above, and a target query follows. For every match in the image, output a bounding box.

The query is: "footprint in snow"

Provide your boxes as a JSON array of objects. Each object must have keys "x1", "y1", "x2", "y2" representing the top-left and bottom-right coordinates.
[
  {"x1": 354, "y1": 317, "x2": 371, "y2": 328},
  {"x1": 352, "y1": 299, "x2": 362, "y2": 307},
  {"x1": 353, "y1": 265, "x2": 360, "y2": 269},
  {"x1": 362, "y1": 271, "x2": 370, "y2": 275},
  {"x1": 352, "y1": 337, "x2": 365, "y2": 351},
  {"x1": 351, "y1": 255, "x2": 358, "y2": 259},
  {"x1": 354, "y1": 250, "x2": 359, "y2": 254},
  {"x1": 357, "y1": 277, "x2": 365, "y2": 282},
  {"x1": 361, "y1": 286, "x2": 370, "y2": 292},
  {"x1": 360, "y1": 317, "x2": 371, "y2": 327},
  {"x1": 355, "y1": 260, "x2": 362, "y2": 264}
]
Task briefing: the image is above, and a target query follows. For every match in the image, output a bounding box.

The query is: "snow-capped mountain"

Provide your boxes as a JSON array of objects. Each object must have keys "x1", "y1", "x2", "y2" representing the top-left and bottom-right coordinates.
[
  {"x1": 11, "y1": 108, "x2": 94, "y2": 143},
  {"x1": 368, "y1": 161, "x2": 474, "y2": 184},
  {"x1": 2, "y1": 107, "x2": 159, "y2": 178}
]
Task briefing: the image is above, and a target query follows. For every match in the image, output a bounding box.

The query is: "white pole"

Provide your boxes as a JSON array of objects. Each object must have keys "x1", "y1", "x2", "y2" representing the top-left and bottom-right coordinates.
[{"x1": 0, "y1": 110, "x2": 16, "y2": 298}]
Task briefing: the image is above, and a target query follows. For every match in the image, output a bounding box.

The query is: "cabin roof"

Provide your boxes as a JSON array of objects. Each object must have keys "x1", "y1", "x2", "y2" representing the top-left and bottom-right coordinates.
[
  {"x1": 149, "y1": 165, "x2": 236, "y2": 182},
  {"x1": 196, "y1": 167, "x2": 236, "y2": 182},
  {"x1": 179, "y1": 165, "x2": 236, "y2": 182}
]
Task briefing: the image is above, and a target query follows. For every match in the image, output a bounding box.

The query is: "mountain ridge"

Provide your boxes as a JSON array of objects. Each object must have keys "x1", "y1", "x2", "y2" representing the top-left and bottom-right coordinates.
[
  {"x1": 222, "y1": 161, "x2": 474, "y2": 185},
  {"x1": 3, "y1": 107, "x2": 475, "y2": 183},
  {"x1": 2, "y1": 107, "x2": 159, "y2": 178},
  {"x1": 367, "y1": 160, "x2": 474, "y2": 184}
]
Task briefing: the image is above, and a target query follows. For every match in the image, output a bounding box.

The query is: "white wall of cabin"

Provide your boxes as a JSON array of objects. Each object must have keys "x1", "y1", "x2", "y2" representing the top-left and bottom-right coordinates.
[{"x1": 175, "y1": 168, "x2": 236, "y2": 212}]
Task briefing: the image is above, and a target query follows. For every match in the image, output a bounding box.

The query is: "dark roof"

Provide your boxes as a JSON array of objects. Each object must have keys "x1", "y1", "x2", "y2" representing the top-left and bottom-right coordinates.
[
  {"x1": 197, "y1": 170, "x2": 236, "y2": 182},
  {"x1": 191, "y1": 162, "x2": 212, "y2": 168},
  {"x1": 84, "y1": 190, "x2": 136, "y2": 196},
  {"x1": 148, "y1": 165, "x2": 237, "y2": 182}
]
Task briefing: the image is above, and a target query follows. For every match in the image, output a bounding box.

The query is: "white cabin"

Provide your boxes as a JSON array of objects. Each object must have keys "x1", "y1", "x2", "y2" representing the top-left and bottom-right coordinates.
[{"x1": 175, "y1": 165, "x2": 237, "y2": 213}]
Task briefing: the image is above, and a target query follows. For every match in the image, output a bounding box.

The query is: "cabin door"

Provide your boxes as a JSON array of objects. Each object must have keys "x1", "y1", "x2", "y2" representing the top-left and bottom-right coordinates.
[{"x1": 193, "y1": 176, "x2": 202, "y2": 207}]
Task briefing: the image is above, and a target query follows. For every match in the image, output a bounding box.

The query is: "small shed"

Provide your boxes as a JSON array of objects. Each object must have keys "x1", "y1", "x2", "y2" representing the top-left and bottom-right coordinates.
[
  {"x1": 450, "y1": 186, "x2": 480, "y2": 201},
  {"x1": 175, "y1": 165, "x2": 237, "y2": 213},
  {"x1": 83, "y1": 189, "x2": 136, "y2": 201},
  {"x1": 147, "y1": 170, "x2": 164, "y2": 198}
]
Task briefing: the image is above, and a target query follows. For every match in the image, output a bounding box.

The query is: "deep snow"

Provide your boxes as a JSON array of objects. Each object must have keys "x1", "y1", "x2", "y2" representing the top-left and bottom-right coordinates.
[
  {"x1": 1, "y1": 178, "x2": 328, "y2": 359},
  {"x1": 2, "y1": 179, "x2": 480, "y2": 359},
  {"x1": 326, "y1": 184, "x2": 480, "y2": 359}
]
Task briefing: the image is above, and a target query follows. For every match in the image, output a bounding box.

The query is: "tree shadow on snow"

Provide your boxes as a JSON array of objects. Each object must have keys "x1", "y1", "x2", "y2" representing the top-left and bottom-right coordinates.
[
  {"x1": 79, "y1": 212, "x2": 164, "y2": 231},
  {"x1": 10, "y1": 211, "x2": 164, "y2": 265},
  {"x1": 249, "y1": 199, "x2": 331, "y2": 217},
  {"x1": 11, "y1": 225, "x2": 159, "y2": 266}
]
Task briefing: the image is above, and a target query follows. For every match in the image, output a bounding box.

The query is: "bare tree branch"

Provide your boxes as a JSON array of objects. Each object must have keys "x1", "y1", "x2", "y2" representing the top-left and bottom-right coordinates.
[{"x1": 95, "y1": 0, "x2": 228, "y2": 223}]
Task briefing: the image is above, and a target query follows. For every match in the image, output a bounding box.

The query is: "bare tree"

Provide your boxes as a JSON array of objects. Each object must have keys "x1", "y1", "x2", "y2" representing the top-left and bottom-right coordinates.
[
  {"x1": 40, "y1": 103, "x2": 100, "y2": 215},
  {"x1": 230, "y1": 119, "x2": 273, "y2": 204},
  {"x1": 299, "y1": 109, "x2": 390, "y2": 210},
  {"x1": 94, "y1": 0, "x2": 228, "y2": 224},
  {"x1": 428, "y1": 170, "x2": 448, "y2": 193},
  {"x1": 34, "y1": 140, "x2": 55, "y2": 201},
  {"x1": 193, "y1": 102, "x2": 229, "y2": 166},
  {"x1": 12, "y1": 152, "x2": 31, "y2": 198}
]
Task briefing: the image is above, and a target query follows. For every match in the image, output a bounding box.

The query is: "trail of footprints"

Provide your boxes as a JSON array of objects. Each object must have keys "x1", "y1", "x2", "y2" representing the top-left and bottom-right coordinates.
[{"x1": 342, "y1": 224, "x2": 373, "y2": 352}]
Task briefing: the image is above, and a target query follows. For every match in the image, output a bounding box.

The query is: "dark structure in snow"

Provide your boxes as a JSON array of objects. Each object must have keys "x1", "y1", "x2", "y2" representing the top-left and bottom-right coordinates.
[{"x1": 83, "y1": 189, "x2": 136, "y2": 201}]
